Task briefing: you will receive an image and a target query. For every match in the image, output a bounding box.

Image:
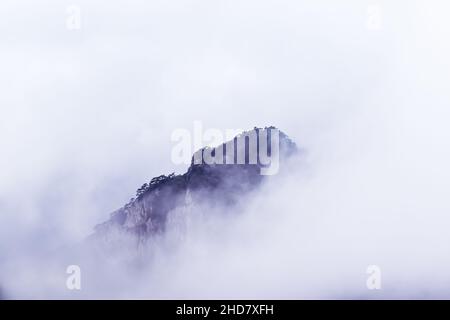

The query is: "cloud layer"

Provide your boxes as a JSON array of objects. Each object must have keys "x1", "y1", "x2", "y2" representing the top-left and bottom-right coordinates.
[{"x1": 1, "y1": 0, "x2": 450, "y2": 298}]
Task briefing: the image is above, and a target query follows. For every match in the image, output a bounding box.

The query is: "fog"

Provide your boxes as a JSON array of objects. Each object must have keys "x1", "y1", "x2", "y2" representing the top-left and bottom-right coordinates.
[{"x1": 1, "y1": 0, "x2": 450, "y2": 298}]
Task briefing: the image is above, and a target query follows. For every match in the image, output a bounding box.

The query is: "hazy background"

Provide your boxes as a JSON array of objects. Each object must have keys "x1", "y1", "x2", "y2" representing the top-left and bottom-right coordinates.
[{"x1": 1, "y1": 0, "x2": 450, "y2": 298}]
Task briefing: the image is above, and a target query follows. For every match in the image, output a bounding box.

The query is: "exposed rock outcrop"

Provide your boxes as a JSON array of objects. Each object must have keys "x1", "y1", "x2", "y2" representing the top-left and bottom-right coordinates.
[{"x1": 93, "y1": 127, "x2": 297, "y2": 242}]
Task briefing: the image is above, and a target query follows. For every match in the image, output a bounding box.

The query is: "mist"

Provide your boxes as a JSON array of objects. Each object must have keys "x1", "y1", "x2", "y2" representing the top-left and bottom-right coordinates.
[{"x1": 1, "y1": 0, "x2": 450, "y2": 299}]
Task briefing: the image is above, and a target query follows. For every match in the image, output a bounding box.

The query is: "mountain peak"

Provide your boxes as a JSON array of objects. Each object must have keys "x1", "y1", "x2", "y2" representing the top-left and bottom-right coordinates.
[{"x1": 93, "y1": 127, "x2": 297, "y2": 241}]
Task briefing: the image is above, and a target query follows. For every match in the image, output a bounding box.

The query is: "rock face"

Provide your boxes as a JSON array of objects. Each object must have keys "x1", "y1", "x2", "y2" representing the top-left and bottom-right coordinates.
[{"x1": 94, "y1": 127, "x2": 297, "y2": 241}]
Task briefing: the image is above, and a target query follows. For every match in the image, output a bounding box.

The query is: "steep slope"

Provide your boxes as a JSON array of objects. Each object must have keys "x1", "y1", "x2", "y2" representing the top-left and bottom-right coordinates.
[{"x1": 94, "y1": 127, "x2": 297, "y2": 241}]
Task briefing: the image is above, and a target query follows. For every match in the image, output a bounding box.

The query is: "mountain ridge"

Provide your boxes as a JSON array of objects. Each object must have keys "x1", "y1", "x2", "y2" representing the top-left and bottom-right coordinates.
[{"x1": 93, "y1": 126, "x2": 297, "y2": 242}]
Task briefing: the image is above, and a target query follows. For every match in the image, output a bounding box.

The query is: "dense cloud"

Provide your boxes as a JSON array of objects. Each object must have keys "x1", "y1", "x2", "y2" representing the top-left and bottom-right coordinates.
[{"x1": 1, "y1": 0, "x2": 450, "y2": 298}]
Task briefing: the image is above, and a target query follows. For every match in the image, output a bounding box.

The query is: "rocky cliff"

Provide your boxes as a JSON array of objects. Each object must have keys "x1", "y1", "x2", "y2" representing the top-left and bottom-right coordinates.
[{"x1": 93, "y1": 127, "x2": 297, "y2": 242}]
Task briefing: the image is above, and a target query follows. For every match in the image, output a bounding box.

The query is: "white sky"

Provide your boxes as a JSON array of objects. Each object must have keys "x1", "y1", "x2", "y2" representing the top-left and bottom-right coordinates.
[{"x1": 1, "y1": 0, "x2": 450, "y2": 298}]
